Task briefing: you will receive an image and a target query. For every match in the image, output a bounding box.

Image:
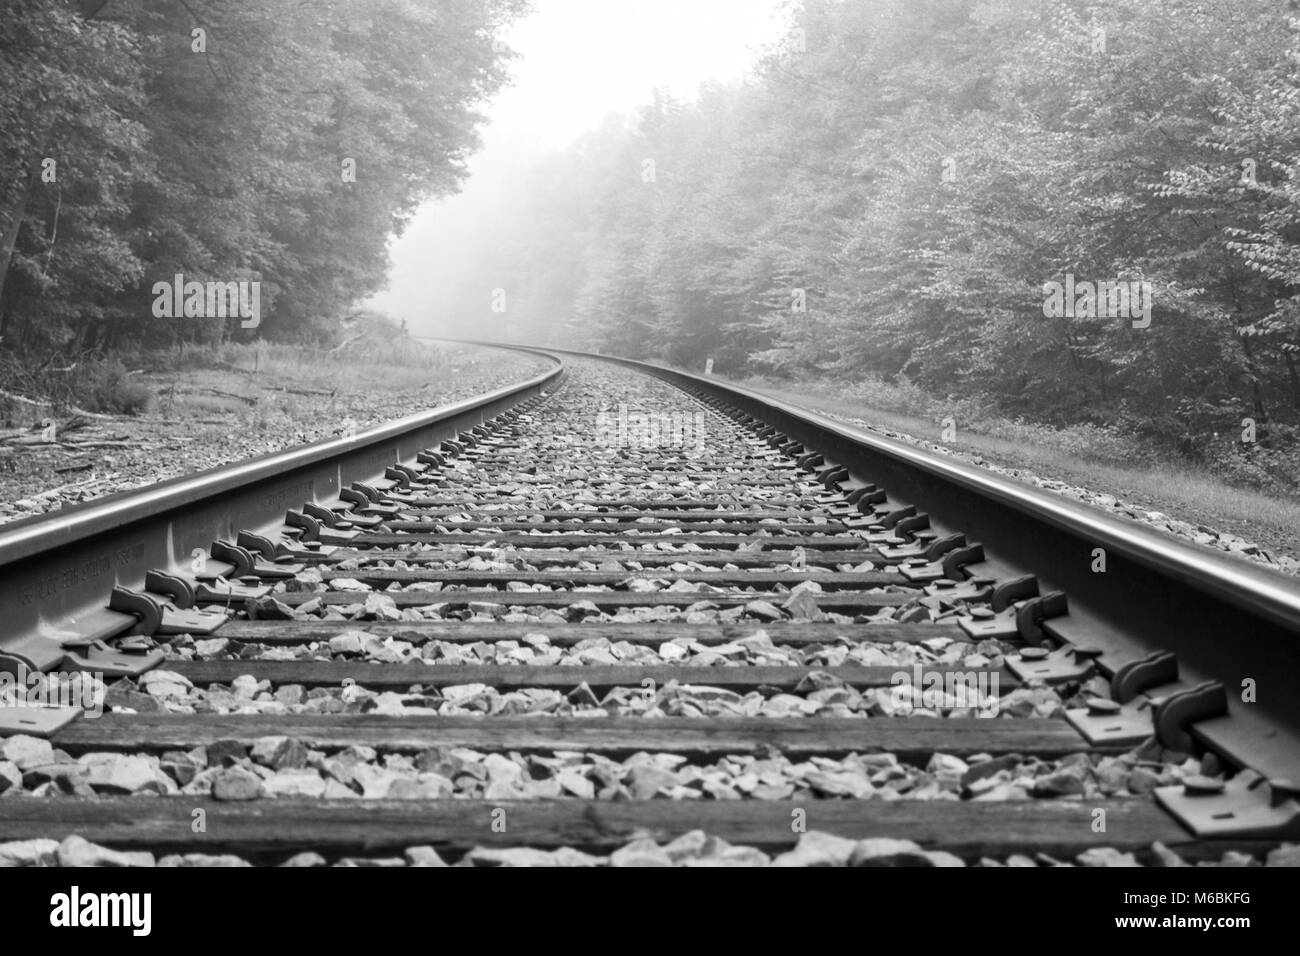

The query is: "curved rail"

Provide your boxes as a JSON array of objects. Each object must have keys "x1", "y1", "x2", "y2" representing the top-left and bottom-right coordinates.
[
  {"x1": 458, "y1": 341, "x2": 1300, "y2": 795},
  {"x1": 5, "y1": 333, "x2": 1299, "y2": 833},
  {"x1": 0, "y1": 345, "x2": 563, "y2": 668}
]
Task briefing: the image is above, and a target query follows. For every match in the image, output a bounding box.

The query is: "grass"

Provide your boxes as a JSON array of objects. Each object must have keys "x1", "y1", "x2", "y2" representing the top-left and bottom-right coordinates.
[
  {"x1": 0, "y1": 353, "x2": 154, "y2": 421},
  {"x1": 154, "y1": 343, "x2": 444, "y2": 413},
  {"x1": 164, "y1": 337, "x2": 454, "y2": 386},
  {"x1": 722, "y1": 374, "x2": 1300, "y2": 566},
  {"x1": 1, "y1": 336, "x2": 543, "y2": 524},
  {"x1": 147, "y1": 337, "x2": 466, "y2": 428},
  {"x1": 1, "y1": 318, "x2": 460, "y2": 428}
]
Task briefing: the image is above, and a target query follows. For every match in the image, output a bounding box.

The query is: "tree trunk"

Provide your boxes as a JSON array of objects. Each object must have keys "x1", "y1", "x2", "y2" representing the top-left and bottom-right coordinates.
[
  {"x1": 1239, "y1": 332, "x2": 1270, "y2": 448},
  {"x1": 0, "y1": 164, "x2": 40, "y2": 312},
  {"x1": 0, "y1": 2, "x2": 110, "y2": 317},
  {"x1": 1285, "y1": 351, "x2": 1300, "y2": 415}
]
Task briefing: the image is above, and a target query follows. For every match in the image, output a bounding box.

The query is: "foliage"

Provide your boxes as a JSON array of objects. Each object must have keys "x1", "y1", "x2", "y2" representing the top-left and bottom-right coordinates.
[
  {"x1": 75, "y1": 356, "x2": 152, "y2": 414},
  {"x1": 0, "y1": 0, "x2": 524, "y2": 349},
  {"x1": 447, "y1": 0, "x2": 1300, "y2": 460}
]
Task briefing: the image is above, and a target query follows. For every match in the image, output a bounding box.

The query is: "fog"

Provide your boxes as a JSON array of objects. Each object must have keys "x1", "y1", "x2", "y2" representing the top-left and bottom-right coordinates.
[{"x1": 365, "y1": 0, "x2": 789, "y2": 340}]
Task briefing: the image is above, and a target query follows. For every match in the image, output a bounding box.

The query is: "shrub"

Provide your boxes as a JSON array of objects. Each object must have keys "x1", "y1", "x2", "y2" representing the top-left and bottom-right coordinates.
[
  {"x1": 1201, "y1": 428, "x2": 1300, "y2": 498},
  {"x1": 75, "y1": 358, "x2": 152, "y2": 415}
]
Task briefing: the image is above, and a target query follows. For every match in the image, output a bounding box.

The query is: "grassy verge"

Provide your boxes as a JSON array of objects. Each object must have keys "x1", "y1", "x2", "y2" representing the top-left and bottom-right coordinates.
[
  {"x1": 0, "y1": 318, "x2": 469, "y2": 427},
  {"x1": 723, "y1": 374, "x2": 1300, "y2": 568},
  {"x1": 0, "y1": 335, "x2": 546, "y2": 524},
  {"x1": 145, "y1": 337, "x2": 467, "y2": 427}
]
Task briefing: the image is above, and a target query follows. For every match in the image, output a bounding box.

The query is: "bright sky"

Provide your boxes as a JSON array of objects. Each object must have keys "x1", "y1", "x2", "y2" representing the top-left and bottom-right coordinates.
[{"x1": 366, "y1": 0, "x2": 790, "y2": 329}]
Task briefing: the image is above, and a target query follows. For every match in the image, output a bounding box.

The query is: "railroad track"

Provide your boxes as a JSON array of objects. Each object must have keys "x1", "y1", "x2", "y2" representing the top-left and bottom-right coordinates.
[{"x1": 1, "y1": 346, "x2": 1298, "y2": 867}]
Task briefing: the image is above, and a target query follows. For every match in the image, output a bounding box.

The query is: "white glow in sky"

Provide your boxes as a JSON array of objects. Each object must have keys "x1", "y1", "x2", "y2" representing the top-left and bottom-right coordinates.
[
  {"x1": 492, "y1": 0, "x2": 791, "y2": 151},
  {"x1": 367, "y1": 0, "x2": 791, "y2": 330}
]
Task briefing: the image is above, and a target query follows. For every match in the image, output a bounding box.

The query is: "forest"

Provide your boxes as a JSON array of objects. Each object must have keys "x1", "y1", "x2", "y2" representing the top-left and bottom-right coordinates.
[
  {"x1": 0, "y1": 0, "x2": 523, "y2": 351},
  {"x1": 441, "y1": 0, "x2": 1300, "y2": 486},
  {"x1": 4, "y1": 0, "x2": 1300, "y2": 488}
]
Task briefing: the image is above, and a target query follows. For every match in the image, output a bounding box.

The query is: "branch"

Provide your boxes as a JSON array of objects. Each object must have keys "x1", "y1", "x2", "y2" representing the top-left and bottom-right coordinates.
[
  {"x1": 0, "y1": 387, "x2": 50, "y2": 407},
  {"x1": 326, "y1": 331, "x2": 366, "y2": 354}
]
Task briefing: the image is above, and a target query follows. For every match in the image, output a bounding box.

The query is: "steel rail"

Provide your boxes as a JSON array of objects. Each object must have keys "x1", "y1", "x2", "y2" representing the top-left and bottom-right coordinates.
[
  {"x1": 5, "y1": 331, "x2": 1299, "y2": 834},
  {"x1": 456, "y1": 341, "x2": 1300, "y2": 794},
  {"x1": 0, "y1": 345, "x2": 562, "y2": 662}
]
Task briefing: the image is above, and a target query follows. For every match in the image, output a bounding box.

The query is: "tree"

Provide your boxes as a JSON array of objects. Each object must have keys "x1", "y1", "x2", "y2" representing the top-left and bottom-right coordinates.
[{"x1": 0, "y1": 0, "x2": 525, "y2": 348}]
